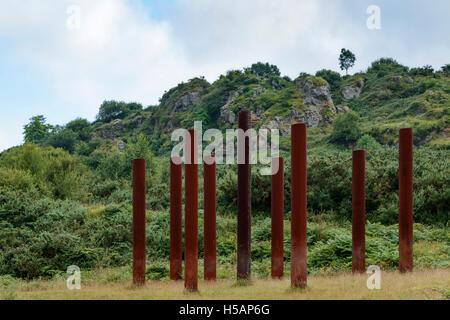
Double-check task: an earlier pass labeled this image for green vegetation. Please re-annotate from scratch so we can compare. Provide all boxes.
[330,110,361,145]
[339,48,356,75]
[0,57,449,282]
[23,115,54,144]
[244,62,281,78]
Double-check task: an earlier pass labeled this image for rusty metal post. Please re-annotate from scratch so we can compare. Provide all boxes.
[352,150,366,274]
[204,156,216,281]
[185,129,198,291]
[132,158,146,285]
[170,157,182,280]
[237,110,252,280]
[399,128,413,273]
[290,123,307,288]
[271,157,284,279]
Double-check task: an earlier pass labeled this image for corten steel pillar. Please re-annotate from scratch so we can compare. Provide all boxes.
[352,150,366,274]
[185,129,199,291]
[132,158,146,285]
[399,128,413,273]
[204,156,216,280]
[237,110,251,280]
[170,157,183,280]
[290,123,307,288]
[271,157,284,279]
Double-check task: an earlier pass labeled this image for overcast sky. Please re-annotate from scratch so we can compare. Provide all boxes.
[0,0,449,151]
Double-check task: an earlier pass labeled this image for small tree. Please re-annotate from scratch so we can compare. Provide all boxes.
[339,48,356,75]
[23,115,54,143]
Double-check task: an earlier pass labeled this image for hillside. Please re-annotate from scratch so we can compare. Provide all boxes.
[0,58,448,281]
[80,58,449,157]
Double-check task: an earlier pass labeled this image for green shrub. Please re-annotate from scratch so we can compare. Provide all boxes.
[330,110,362,145]
[356,135,381,150]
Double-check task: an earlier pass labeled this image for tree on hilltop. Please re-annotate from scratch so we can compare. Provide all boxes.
[339,48,356,75]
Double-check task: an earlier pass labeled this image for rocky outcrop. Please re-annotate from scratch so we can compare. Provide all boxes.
[112,140,126,151]
[172,91,202,113]
[342,79,364,101]
[220,107,236,124]
[220,79,336,130]
[220,92,239,124]
[299,80,336,127]
[97,119,124,140]
[336,105,350,113]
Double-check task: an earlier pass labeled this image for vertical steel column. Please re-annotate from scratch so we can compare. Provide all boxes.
[185,129,199,291]
[290,123,307,288]
[399,128,413,273]
[237,110,251,280]
[170,157,182,280]
[132,158,146,285]
[352,150,366,274]
[204,156,216,281]
[271,157,284,279]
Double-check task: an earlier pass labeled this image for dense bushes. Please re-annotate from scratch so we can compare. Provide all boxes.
[96,101,143,123]
[0,144,87,200]
[0,143,448,279]
[215,147,449,225]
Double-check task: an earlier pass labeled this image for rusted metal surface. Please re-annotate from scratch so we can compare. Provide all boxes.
[271,157,284,279]
[185,129,199,291]
[352,150,366,274]
[132,158,146,285]
[399,128,413,273]
[170,157,182,280]
[204,156,217,281]
[237,110,252,280]
[290,123,307,288]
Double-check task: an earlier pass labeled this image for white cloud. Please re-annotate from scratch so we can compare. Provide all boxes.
[0,0,197,120]
[171,0,368,78]
[0,0,448,151]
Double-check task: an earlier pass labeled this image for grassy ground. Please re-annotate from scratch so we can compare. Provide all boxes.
[4,268,449,300]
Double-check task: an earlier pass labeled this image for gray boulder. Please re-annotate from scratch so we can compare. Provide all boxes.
[342,79,364,101]
[336,105,350,113]
[299,80,336,127]
[172,91,202,113]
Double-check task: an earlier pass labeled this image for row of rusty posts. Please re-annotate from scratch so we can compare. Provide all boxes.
[132,111,414,288]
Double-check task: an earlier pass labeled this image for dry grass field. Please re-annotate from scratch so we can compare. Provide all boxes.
[5,268,449,300]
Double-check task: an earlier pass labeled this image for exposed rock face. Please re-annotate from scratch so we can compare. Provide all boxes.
[97,119,124,140]
[336,105,350,113]
[220,80,336,130]
[299,80,336,127]
[172,91,202,113]
[342,79,364,101]
[116,140,126,151]
[253,86,265,97]
[220,106,236,124]
[220,92,239,124]
[260,115,292,136]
